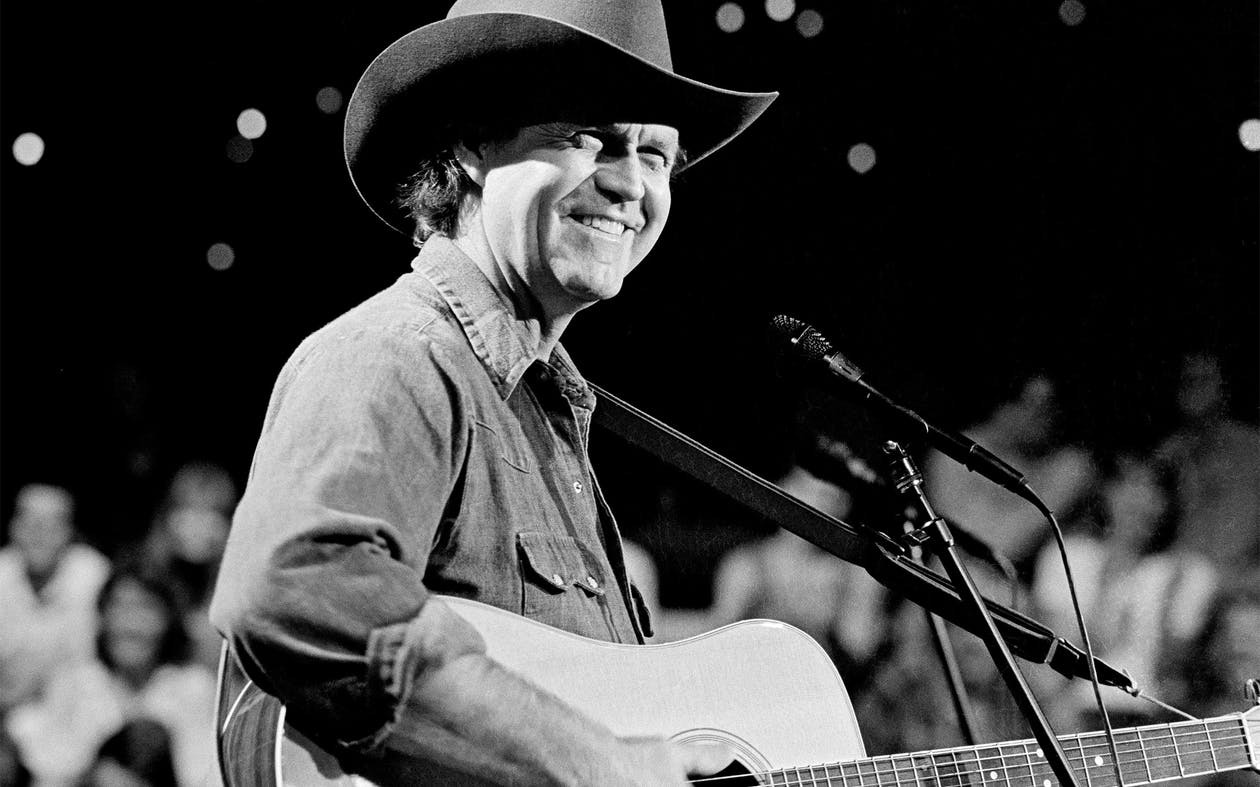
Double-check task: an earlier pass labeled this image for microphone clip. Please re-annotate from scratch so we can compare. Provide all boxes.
[881,440,953,551]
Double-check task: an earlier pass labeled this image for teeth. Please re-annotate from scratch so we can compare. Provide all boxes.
[577,215,625,234]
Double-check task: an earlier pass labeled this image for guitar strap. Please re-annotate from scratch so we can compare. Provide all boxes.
[589,382,1134,691]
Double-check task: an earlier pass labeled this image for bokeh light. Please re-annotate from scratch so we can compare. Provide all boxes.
[796,9,824,38]
[1058,0,1086,26]
[236,108,267,140]
[716,2,746,33]
[316,86,344,115]
[207,242,236,271]
[765,0,795,22]
[226,136,254,164]
[847,143,877,174]
[1240,119,1260,152]
[12,132,45,166]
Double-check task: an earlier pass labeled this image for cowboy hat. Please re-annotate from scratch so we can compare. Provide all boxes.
[344,0,778,235]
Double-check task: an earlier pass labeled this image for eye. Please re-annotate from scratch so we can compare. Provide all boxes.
[639,147,672,172]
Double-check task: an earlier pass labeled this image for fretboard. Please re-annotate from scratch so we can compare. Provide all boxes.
[763,712,1259,787]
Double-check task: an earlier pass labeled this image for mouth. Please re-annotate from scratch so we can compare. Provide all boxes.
[568,213,637,237]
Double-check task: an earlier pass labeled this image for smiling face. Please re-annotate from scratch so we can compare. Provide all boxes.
[456,121,679,321]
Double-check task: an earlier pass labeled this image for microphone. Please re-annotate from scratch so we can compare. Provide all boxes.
[770,315,1047,515]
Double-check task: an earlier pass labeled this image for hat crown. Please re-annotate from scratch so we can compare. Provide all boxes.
[446,0,674,70]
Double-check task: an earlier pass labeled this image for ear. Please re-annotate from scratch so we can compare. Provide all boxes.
[452,141,489,187]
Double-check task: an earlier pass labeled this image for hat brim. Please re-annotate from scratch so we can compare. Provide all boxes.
[345,12,778,236]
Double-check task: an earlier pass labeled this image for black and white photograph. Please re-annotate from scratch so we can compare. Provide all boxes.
[2,1,1257,784]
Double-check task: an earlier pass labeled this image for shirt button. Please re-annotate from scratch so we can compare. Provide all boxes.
[573,480,584,494]
[585,576,599,590]
[550,573,565,587]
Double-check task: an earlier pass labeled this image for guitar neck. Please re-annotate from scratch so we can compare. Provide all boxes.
[760,713,1260,787]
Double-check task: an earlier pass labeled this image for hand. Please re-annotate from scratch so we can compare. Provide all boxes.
[613,737,736,786]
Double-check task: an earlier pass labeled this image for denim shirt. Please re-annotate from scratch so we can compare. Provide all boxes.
[209,237,649,752]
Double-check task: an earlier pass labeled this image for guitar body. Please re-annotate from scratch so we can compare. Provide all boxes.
[220,596,866,785]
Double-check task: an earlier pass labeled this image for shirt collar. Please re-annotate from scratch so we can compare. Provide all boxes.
[411,236,590,402]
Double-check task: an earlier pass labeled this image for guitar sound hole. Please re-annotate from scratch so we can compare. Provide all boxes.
[705,760,760,786]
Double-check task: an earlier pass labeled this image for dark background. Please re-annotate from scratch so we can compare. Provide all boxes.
[2,1,1257,588]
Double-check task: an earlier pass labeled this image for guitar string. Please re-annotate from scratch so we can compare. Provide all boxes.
[684,723,1249,779]
[685,743,1253,787]
[685,738,1252,787]
[685,729,1251,787]
[687,744,1252,787]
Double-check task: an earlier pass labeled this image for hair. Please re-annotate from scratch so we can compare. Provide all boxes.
[95,565,192,672]
[396,125,690,247]
[397,146,477,247]
[396,122,519,247]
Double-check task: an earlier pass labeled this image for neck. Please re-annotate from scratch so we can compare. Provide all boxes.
[450,232,576,362]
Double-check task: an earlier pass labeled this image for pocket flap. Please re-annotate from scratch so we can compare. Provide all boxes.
[517,531,605,596]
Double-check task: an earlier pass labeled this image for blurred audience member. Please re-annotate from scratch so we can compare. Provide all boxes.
[140,462,236,608]
[1155,351,1260,592]
[5,567,220,786]
[86,719,179,787]
[924,373,1097,580]
[1029,453,1218,729]
[0,483,111,708]
[135,462,237,670]
[0,720,32,787]
[698,452,889,686]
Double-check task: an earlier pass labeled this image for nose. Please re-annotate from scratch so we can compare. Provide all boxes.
[594,152,646,203]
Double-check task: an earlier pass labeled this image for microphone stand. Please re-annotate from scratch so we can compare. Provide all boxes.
[898,518,980,746]
[881,440,1079,787]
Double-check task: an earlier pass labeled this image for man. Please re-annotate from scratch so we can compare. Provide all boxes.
[0,483,111,707]
[209,0,776,783]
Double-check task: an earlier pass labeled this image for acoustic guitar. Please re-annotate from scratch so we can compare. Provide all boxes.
[218,596,1260,785]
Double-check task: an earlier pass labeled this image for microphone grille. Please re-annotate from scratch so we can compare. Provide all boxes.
[770,314,834,362]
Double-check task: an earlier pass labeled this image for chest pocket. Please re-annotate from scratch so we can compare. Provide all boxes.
[516,531,610,637]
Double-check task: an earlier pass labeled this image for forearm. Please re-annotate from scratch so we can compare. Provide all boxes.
[356,599,707,786]
[381,650,624,785]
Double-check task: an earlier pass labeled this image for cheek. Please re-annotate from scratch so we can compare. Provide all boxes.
[634,184,672,259]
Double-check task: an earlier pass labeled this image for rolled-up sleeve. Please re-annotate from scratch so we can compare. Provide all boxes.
[209,322,480,751]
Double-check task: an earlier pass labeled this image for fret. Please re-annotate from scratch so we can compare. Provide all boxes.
[842,759,863,787]
[769,768,789,786]
[805,763,821,786]
[1064,733,1094,787]
[1111,727,1147,786]
[824,760,851,787]
[1024,741,1051,787]
[1143,724,1183,782]
[1172,720,1216,776]
[954,745,983,786]
[927,750,947,785]
[974,745,1006,785]
[1169,724,1185,779]
[999,743,1035,787]
[1133,726,1154,785]
[873,755,898,787]
[1207,718,1251,770]
[1128,725,1154,785]
[913,753,939,787]
[1204,720,1220,773]
[950,749,967,787]
[1071,730,1124,787]
[895,754,923,787]
[859,756,880,787]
